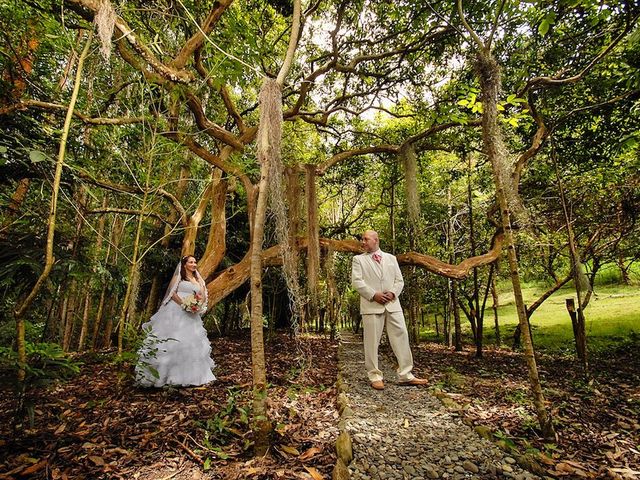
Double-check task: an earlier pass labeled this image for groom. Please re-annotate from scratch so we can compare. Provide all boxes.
[351,230,428,390]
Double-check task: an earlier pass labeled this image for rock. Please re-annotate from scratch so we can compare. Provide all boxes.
[335,333,542,480]
[336,431,353,463]
[474,425,493,440]
[403,465,416,475]
[462,461,479,473]
[332,458,350,480]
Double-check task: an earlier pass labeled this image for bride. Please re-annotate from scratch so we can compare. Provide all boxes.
[135,255,216,387]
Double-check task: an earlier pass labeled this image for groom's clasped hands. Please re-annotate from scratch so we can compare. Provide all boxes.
[372,290,395,305]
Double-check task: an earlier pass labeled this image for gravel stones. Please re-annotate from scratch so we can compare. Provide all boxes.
[338,332,540,480]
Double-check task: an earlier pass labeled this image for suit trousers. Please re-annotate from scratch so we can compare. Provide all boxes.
[362,310,414,382]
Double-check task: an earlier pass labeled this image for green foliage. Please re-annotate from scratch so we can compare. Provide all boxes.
[0,342,81,427]
[493,429,518,451]
[504,388,530,405]
[198,388,250,452]
[457,284,640,353]
[0,320,41,346]
[436,366,466,391]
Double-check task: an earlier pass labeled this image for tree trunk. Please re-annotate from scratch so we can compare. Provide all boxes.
[13,31,93,380]
[250,167,271,455]
[553,151,589,375]
[490,269,500,347]
[181,181,214,257]
[285,166,303,327]
[102,295,117,349]
[617,254,630,285]
[200,168,228,279]
[443,293,451,346]
[91,285,107,350]
[117,206,145,354]
[62,285,79,352]
[467,151,484,358]
[145,165,189,319]
[447,186,462,351]
[451,281,462,351]
[408,291,420,345]
[305,164,320,332]
[77,292,91,351]
[390,172,396,253]
[565,299,588,363]
[475,49,555,439]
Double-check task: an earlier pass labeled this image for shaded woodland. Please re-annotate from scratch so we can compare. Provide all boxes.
[1,0,639,478]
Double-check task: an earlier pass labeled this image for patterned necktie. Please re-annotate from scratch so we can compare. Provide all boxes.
[372,253,382,263]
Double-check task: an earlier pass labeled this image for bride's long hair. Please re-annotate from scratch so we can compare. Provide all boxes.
[180,255,197,281]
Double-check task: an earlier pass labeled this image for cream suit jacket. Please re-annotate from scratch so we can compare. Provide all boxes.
[351,251,404,314]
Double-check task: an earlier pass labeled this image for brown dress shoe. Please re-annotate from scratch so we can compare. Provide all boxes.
[371,380,385,390]
[398,377,428,386]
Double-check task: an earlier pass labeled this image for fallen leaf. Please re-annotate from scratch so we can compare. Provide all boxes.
[304,466,325,480]
[280,445,300,456]
[537,453,555,465]
[610,467,640,475]
[54,423,66,434]
[20,459,48,475]
[88,456,105,466]
[299,446,321,461]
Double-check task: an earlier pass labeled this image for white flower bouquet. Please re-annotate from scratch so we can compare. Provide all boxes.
[181,291,205,314]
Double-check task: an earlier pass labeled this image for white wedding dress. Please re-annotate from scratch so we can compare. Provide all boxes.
[135,280,216,387]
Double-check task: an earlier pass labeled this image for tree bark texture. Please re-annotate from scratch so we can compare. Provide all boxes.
[475,49,555,440]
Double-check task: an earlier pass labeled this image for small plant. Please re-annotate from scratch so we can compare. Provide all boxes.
[518,410,540,433]
[493,429,517,451]
[436,366,466,391]
[504,388,530,404]
[118,325,175,384]
[199,388,250,446]
[0,342,81,428]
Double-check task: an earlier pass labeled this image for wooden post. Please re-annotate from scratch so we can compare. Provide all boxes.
[565,298,587,362]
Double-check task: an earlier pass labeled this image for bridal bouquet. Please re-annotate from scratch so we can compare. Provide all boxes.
[181,291,205,314]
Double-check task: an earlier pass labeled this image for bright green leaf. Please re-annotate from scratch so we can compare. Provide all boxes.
[29,150,47,163]
[538,19,550,36]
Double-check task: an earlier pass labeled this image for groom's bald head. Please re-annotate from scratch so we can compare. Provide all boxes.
[361,230,380,253]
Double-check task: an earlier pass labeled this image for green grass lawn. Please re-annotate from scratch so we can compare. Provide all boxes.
[421,283,640,353]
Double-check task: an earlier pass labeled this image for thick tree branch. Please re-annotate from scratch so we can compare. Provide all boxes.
[456,0,487,51]
[65,0,194,83]
[513,94,548,188]
[162,132,249,184]
[183,91,245,149]
[207,233,505,305]
[276,0,302,86]
[171,0,234,69]
[312,235,504,280]
[316,145,400,175]
[0,99,145,124]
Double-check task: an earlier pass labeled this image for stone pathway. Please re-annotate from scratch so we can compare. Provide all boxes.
[338,332,541,480]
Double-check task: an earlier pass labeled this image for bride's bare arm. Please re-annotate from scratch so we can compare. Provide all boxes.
[171,293,182,305]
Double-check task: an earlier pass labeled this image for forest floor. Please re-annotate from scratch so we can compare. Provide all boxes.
[411,337,640,479]
[0,332,639,479]
[0,333,339,480]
